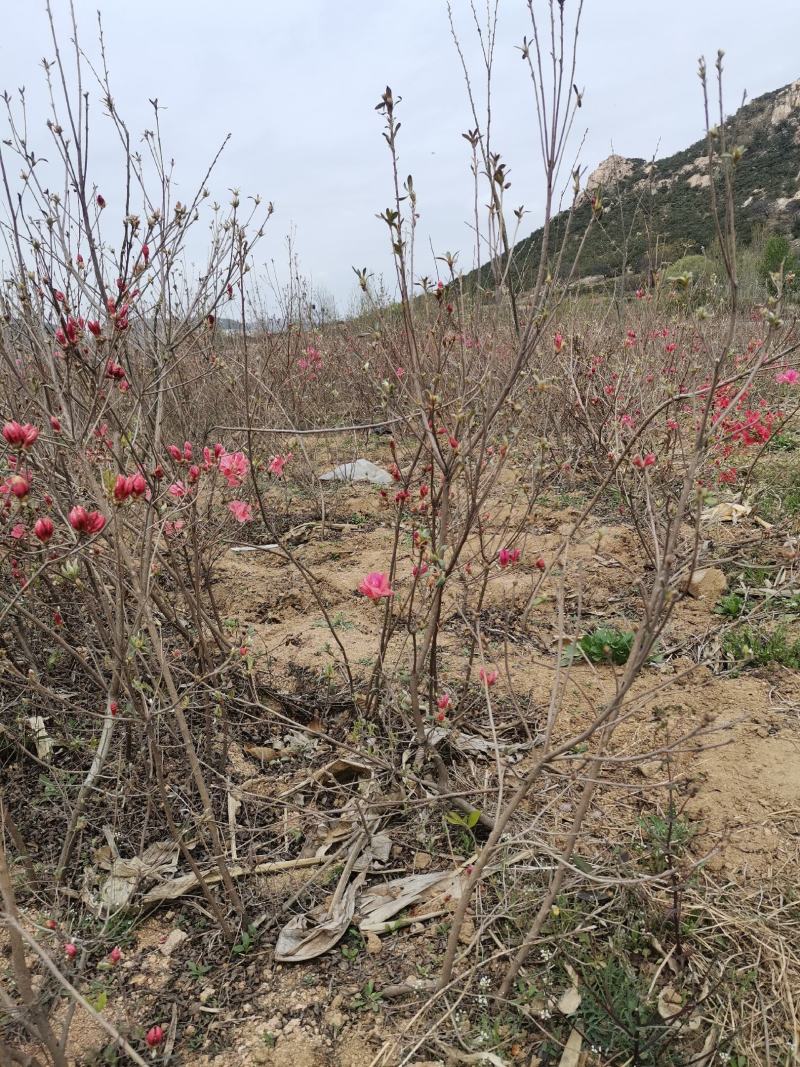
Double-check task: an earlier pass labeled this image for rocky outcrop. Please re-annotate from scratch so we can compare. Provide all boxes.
[585,154,635,194]
[771,79,800,126]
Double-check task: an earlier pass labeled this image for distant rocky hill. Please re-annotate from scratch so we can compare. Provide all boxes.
[468,79,800,290]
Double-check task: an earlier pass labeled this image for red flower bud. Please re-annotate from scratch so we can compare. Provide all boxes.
[146,1026,164,1048]
[34,517,54,542]
[8,474,30,498]
[68,506,106,535]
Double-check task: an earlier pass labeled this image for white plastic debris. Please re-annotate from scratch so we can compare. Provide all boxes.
[319,459,393,485]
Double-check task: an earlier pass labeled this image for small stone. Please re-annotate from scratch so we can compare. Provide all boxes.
[412,851,432,870]
[365,932,382,955]
[199,986,215,1004]
[326,1009,346,1030]
[687,567,727,602]
[458,917,475,946]
[251,1047,270,1065]
[158,928,188,957]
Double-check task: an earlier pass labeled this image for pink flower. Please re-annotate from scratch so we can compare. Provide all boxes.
[219,450,249,486]
[168,481,187,498]
[11,523,27,540]
[3,421,39,448]
[436,693,452,713]
[228,500,253,523]
[108,946,122,964]
[554,332,564,353]
[87,320,102,337]
[167,444,183,462]
[412,562,428,578]
[497,547,521,569]
[776,369,799,385]
[34,517,54,543]
[268,452,292,478]
[105,360,126,381]
[479,667,499,687]
[358,571,394,600]
[68,506,106,535]
[64,943,77,959]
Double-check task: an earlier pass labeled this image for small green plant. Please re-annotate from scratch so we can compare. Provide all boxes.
[444,808,482,830]
[715,592,743,617]
[639,811,694,874]
[187,960,211,981]
[232,923,259,956]
[340,928,364,962]
[351,980,382,1012]
[722,625,800,668]
[578,956,677,1065]
[565,625,636,665]
[313,612,354,630]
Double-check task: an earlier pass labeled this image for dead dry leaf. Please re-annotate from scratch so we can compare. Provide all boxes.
[557,1027,582,1067]
[557,984,582,1016]
[657,983,683,1020]
[97,840,180,912]
[357,869,467,932]
[275,873,363,962]
[701,501,751,524]
[27,716,55,761]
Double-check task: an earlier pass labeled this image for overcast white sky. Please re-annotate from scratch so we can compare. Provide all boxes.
[1,1,798,311]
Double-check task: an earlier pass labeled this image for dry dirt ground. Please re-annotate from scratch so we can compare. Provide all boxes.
[9,446,800,1066]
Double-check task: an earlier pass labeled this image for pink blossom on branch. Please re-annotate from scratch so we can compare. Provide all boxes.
[268,452,292,478]
[3,421,39,448]
[479,667,499,687]
[34,517,54,543]
[218,450,249,486]
[358,571,394,600]
[497,547,521,569]
[68,506,106,535]
[775,369,799,385]
[228,500,253,523]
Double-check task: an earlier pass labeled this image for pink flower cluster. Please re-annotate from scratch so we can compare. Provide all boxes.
[297,344,323,376]
[113,472,147,503]
[3,421,39,448]
[497,547,521,569]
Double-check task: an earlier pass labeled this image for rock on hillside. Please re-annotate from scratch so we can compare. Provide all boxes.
[465,77,800,290]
